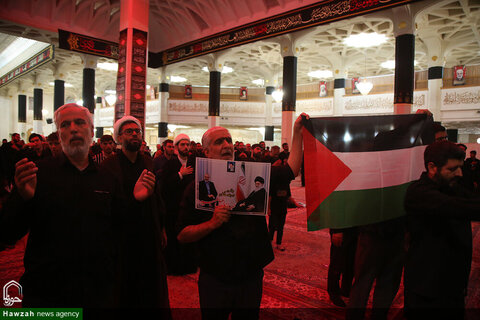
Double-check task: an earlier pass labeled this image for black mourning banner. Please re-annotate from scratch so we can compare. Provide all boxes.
[58,29,119,59]
[150,0,419,67]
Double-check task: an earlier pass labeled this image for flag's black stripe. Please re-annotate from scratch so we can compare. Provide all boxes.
[303,114,434,153]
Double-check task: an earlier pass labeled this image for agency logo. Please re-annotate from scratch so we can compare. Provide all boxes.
[3,280,23,306]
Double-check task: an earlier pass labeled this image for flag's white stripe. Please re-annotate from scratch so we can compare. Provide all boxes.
[334,146,426,191]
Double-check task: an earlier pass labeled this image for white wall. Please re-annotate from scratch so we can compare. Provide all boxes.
[0,94,13,140]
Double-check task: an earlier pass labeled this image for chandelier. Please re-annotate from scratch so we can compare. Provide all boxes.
[357,54,373,95]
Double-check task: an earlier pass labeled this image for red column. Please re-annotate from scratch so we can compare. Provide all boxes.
[115,0,149,128]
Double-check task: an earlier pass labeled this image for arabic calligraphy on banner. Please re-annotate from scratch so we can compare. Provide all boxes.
[155,0,415,66]
[343,92,427,114]
[442,87,480,108]
[59,29,118,59]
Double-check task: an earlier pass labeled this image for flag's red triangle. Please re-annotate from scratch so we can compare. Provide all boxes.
[303,129,352,219]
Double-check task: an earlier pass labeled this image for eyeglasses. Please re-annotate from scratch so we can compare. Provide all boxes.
[121,128,142,135]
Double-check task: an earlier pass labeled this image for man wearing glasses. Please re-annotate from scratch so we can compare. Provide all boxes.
[101,116,170,312]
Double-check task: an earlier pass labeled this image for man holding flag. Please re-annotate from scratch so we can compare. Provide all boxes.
[302,113,434,318]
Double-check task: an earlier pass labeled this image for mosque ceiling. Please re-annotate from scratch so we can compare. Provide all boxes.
[0,0,478,104]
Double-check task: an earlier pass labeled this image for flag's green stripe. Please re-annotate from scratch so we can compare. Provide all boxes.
[307,182,411,231]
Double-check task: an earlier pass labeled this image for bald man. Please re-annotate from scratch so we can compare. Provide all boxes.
[177,113,307,320]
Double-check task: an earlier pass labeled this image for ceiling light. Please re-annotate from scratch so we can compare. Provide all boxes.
[105,95,116,106]
[222,66,233,73]
[42,109,49,116]
[167,124,191,132]
[76,99,84,106]
[97,62,118,71]
[356,79,373,95]
[252,79,265,86]
[381,60,395,69]
[356,55,373,95]
[381,60,419,69]
[247,127,266,135]
[272,89,283,102]
[343,32,387,48]
[202,66,234,73]
[171,76,187,83]
[308,70,333,79]
[105,89,116,94]
[48,82,73,88]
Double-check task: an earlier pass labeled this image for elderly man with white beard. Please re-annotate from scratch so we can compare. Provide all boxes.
[0,104,152,308]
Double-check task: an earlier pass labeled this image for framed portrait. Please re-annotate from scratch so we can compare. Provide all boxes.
[319,81,327,97]
[352,78,360,94]
[195,158,271,216]
[240,86,248,100]
[184,84,192,98]
[453,65,466,86]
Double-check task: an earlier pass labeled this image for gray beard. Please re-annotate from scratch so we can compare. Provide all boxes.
[61,138,91,160]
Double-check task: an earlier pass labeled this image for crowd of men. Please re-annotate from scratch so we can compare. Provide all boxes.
[0,103,305,318]
[0,104,479,320]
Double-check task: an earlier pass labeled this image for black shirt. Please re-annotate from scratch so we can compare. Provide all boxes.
[176,164,296,284]
[178,185,274,284]
[405,172,480,298]
[0,154,123,307]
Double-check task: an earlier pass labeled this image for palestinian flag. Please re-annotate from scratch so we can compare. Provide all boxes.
[303,114,434,231]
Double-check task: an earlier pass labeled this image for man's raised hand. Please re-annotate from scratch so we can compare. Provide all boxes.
[134,169,156,201]
[14,158,38,200]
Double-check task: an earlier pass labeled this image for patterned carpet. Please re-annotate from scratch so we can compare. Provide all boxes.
[1,177,479,319]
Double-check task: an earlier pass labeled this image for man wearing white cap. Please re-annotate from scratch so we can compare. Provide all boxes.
[101,115,170,312]
[158,133,197,275]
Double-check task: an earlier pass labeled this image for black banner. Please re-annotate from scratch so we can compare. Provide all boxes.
[58,29,119,59]
[151,0,419,67]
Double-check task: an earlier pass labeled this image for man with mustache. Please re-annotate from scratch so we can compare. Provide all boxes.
[101,116,170,311]
[404,141,480,319]
[0,103,127,307]
[177,113,307,320]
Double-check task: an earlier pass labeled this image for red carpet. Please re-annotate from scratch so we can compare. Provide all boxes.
[1,178,479,319]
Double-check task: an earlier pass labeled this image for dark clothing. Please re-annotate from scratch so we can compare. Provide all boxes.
[268,165,295,244]
[461,157,480,192]
[157,155,197,275]
[178,182,274,285]
[233,188,266,213]
[278,151,289,162]
[20,147,51,163]
[198,270,264,320]
[101,151,170,310]
[0,154,122,307]
[327,228,358,298]
[158,155,196,214]
[199,180,218,202]
[153,154,172,175]
[346,217,406,320]
[404,172,480,314]
[0,142,22,184]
